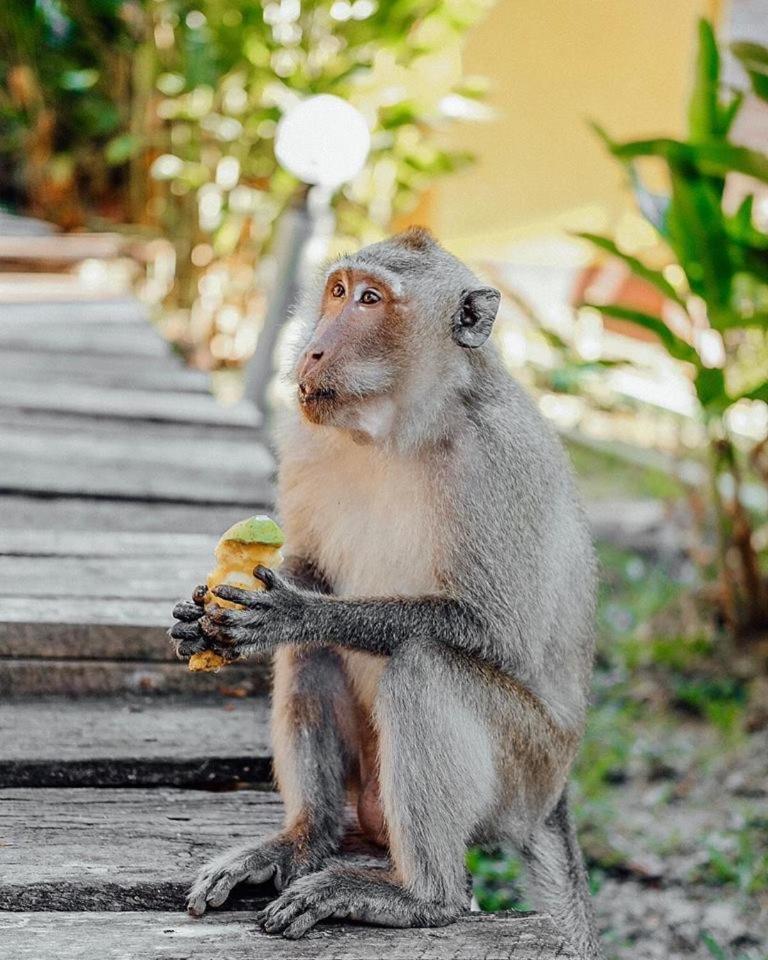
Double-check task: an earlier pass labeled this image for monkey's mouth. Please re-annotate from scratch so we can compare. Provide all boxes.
[298,384,338,406]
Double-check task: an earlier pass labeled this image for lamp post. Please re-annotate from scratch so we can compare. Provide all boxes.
[246,94,370,416]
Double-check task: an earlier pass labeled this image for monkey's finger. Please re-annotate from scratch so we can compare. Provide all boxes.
[212,584,270,608]
[253,565,278,590]
[283,905,338,940]
[206,868,248,908]
[175,636,208,659]
[172,600,205,622]
[192,584,208,606]
[169,621,202,641]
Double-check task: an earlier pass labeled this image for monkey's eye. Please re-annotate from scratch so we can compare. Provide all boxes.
[360,289,381,305]
[331,282,345,298]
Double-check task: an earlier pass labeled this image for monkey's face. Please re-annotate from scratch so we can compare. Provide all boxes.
[295,268,403,430]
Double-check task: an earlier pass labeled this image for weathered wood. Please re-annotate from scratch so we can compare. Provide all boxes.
[0,349,210,394]
[0,274,132,302]
[0,212,56,236]
[0,911,577,959]
[0,555,214,599]
[0,427,274,503]
[0,233,125,262]
[0,494,256,535]
[0,529,216,558]
[0,318,168,357]
[0,787,284,910]
[0,604,174,660]
[0,699,271,787]
[0,658,269,698]
[0,299,146,325]
[0,380,261,428]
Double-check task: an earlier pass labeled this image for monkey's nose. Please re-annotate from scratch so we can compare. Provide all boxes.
[311,350,324,361]
[299,382,308,396]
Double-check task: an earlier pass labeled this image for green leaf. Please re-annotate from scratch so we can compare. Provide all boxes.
[60,69,99,92]
[104,133,139,166]
[666,163,732,318]
[575,232,687,306]
[581,302,698,363]
[731,41,768,102]
[694,366,727,410]
[719,90,744,135]
[692,142,768,183]
[688,20,720,141]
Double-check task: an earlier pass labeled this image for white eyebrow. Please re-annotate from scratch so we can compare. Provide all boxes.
[324,260,404,298]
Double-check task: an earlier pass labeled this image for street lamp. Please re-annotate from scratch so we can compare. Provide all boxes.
[246,95,371,415]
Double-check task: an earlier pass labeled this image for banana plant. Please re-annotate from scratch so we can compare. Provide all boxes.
[579,20,768,641]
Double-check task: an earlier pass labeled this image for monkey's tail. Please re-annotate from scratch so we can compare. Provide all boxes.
[520,786,604,960]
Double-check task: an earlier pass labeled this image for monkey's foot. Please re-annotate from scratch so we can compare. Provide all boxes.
[187,836,329,917]
[256,865,462,940]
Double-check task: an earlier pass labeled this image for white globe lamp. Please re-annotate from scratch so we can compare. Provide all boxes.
[275,94,370,190]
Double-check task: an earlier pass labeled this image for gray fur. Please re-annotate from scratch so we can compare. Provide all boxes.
[171,228,602,957]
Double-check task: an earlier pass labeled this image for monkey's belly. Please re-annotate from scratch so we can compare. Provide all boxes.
[339,648,387,714]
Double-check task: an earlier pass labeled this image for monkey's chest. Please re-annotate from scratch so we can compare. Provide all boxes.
[293,448,438,710]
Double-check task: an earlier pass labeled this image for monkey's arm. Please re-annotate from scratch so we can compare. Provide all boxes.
[198,567,493,664]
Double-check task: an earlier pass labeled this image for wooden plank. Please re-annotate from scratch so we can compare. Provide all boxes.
[0,379,261,428]
[0,659,269,698]
[0,786,284,910]
[0,276,131,302]
[0,529,216,558]
[0,495,263,535]
[0,299,146,325]
[0,604,176,660]
[0,555,212,599]
[0,233,124,261]
[0,426,274,503]
[0,212,56,236]
[0,318,167,357]
[0,699,271,788]
[0,912,576,959]
[0,349,210,394]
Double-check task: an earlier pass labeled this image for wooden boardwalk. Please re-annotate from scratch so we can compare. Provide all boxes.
[0,225,578,958]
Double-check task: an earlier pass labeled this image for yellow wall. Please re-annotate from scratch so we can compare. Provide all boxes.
[435,0,714,251]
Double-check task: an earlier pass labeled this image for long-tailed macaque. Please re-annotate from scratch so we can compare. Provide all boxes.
[171,227,602,957]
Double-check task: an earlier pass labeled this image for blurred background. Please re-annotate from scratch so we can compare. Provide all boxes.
[1,2,768,959]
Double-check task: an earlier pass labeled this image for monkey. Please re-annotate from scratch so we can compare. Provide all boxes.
[170,227,603,957]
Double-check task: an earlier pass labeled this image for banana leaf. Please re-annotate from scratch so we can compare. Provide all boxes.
[581,302,698,364]
[688,20,720,140]
[665,162,732,322]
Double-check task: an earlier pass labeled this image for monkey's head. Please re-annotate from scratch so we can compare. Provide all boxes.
[292,227,500,442]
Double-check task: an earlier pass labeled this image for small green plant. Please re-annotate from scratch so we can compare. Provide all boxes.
[466,847,527,912]
[580,20,768,642]
[691,815,768,895]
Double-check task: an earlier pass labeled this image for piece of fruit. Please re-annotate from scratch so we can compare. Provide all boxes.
[188,649,228,673]
[188,514,285,672]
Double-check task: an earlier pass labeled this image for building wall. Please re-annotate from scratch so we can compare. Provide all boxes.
[434,0,715,249]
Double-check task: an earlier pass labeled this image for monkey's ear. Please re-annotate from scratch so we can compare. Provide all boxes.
[451,287,501,348]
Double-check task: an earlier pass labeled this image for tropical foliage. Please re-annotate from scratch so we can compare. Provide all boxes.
[580,20,768,641]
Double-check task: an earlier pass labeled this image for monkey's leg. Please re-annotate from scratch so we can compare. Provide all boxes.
[520,789,604,960]
[258,643,493,939]
[187,645,356,916]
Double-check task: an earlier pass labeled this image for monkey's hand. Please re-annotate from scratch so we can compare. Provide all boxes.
[169,584,209,659]
[197,566,312,660]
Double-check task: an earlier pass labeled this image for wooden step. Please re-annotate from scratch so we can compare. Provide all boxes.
[0,699,271,788]
[0,658,269,699]
[0,423,273,502]
[0,233,125,263]
[0,349,210,394]
[0,911,576,959]
[0,786,284,910]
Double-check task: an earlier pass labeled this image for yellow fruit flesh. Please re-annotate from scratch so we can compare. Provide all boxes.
[188,540,282,672]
